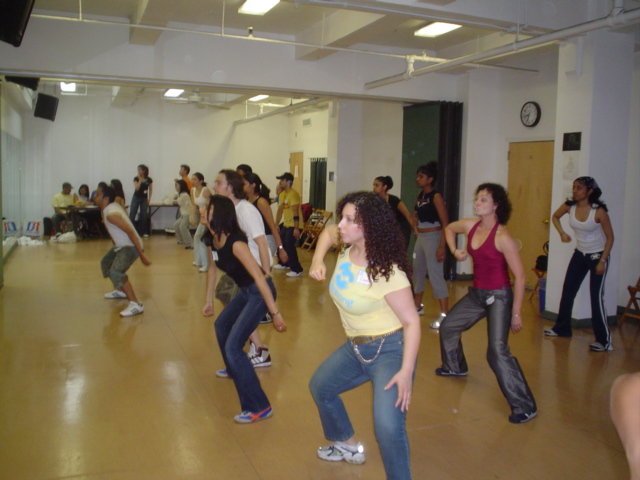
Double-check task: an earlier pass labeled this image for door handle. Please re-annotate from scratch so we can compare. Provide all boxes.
[542,219,549,224]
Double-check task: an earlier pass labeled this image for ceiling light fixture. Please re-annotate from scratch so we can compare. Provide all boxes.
[238,0,279,16]
[164,88,184,98]
[415,22,461,38]
[249,94,269,102]
[60,82,76,92]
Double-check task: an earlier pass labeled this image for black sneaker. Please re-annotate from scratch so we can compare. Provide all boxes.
[435,367,468,377]
[509,411,537,424]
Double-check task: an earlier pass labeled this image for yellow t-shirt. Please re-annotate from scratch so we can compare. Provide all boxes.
[278,188,301,228]
[329,247,410,337]
[52,192,75,209]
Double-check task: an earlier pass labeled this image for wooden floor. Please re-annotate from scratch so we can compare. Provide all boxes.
[1,236,638,480]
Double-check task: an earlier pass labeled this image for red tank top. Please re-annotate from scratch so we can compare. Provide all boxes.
[467,220,511,290]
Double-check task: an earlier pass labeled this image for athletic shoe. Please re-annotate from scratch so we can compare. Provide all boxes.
[260,313,273,324]
[590,341,613,352]
[509,410,537,424]
[143,234,149,238]
[435,367,468,377]
[104,290,127,299]
[216,369,230,378]
[185,245,193,250]
[250,345,272,368]
[430,313,446,329]
[417,304,424,316]
[234,406,273,424]
[286,271,303,277]
[177,240,184,245]
[192,262,199,266]
[317,442,365,464]
[199,267,208,273]
[120,301,144,317]
[273,264,289,270]
[543,329,558,337]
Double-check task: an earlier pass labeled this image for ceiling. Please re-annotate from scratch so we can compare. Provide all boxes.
[25,0,640,114]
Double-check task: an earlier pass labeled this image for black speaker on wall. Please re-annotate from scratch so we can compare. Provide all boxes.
[0,0,37,47]
[34,93,59,121]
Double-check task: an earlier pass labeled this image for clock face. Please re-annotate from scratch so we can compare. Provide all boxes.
[521,101,541,127]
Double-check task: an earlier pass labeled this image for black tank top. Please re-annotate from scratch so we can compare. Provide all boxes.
[414,190,439,224]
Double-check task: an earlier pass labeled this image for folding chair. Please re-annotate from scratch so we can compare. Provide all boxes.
[619,276,640,326]
[300,209,332,250]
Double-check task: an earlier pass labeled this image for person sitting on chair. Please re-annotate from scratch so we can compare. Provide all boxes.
[52,182,78,235]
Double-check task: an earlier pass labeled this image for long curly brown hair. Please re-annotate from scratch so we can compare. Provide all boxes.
[336,191,412,283]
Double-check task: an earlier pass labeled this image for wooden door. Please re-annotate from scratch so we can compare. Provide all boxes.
[289,152,303,200]
[508,141,554,289]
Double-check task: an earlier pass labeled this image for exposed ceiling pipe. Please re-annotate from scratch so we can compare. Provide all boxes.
[408,54,539,74]
[365,7,640,90]
[234,98,327,125]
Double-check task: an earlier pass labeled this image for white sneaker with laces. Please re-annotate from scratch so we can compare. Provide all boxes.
[120,301,144,317]
[273,264,289,270]
[104,290,127,299]
[286,271,303,277]
[317,442,365,464]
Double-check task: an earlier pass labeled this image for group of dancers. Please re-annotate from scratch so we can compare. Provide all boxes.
[95,160,614,479]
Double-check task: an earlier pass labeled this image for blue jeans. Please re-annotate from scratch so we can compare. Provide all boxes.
[129,196,148,235]
[215,278,276,413]
[309,330,412,480]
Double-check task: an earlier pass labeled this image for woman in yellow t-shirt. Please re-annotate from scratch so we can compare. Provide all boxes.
[309,191,421,480]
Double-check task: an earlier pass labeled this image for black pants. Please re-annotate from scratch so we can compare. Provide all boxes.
[279,226,302,274]
[439,287,536,415]
[552,249,610,345]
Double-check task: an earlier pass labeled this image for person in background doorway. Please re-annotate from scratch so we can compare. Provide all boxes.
[191,172,212,272]
[412,162,449,329]
[129,164,153,238]
[373,175,416,249]
[274,172,303,277]
[545,176,614,352]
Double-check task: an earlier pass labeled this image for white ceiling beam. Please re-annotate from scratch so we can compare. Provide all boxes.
[129,0,171,46]
[296,10,398,60]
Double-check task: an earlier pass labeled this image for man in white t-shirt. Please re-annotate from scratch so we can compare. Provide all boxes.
[95,185,151,317]
[212,169,272,368]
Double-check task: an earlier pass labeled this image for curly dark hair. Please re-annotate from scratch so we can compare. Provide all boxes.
[206,195,247,242]
[336,191,411,283]
[476,183,512,225]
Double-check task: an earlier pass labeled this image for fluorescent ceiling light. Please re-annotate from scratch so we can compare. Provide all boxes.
[164,88,184,98]
[414,22,461,38]
[60,82,76,92]
[238,0,279,15]
[249,94,269,102]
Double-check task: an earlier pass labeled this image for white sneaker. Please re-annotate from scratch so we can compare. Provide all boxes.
[104,290,127,299]
[317,442,365,464]
[430,313,446,329]
[273,264,289,270]
[249,344,272,368]
[120,301,144,317]
[199,267,208,273]
[286,271,303,277]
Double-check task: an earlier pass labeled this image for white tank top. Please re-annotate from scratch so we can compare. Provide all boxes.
[568,205,605,253]
[192,186,210,209]
[103,202,142,248]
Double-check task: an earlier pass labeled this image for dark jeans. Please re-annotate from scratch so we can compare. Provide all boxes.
[52,212,78,234]
[129,196,148,235]
[439,287,536,415]
[215,278,276,413]
[279,226,302,273]
[553,249,610,345]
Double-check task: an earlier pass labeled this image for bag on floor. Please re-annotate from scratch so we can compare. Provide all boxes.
[53,231,77,243]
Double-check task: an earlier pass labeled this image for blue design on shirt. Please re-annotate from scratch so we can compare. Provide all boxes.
[335,261,355,290]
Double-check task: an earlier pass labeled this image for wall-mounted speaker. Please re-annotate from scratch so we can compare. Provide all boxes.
[34,93,59,121]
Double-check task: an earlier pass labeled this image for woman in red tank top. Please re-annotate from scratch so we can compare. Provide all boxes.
[435,183,537,424]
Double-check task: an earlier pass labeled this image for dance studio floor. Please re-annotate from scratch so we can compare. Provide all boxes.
[0,236,637,479]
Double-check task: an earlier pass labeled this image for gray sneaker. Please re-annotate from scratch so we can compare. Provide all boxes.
[430,313,446,329]
[317,442,365,464]
[104,290,127,299]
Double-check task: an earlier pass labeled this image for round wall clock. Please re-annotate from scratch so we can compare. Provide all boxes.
[520,101,541,127]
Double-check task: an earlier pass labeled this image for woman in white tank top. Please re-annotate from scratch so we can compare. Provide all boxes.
[191,172,212,272]
[545,176,614,352]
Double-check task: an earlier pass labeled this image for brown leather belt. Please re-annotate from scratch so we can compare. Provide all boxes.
[349,328,403,345]
[417,226,442,233]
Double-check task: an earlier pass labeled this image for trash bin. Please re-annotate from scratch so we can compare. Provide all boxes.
[538,278,546,312]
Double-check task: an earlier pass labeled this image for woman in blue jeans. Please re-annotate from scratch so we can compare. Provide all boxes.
[309,192,421,480]
[201,195,287,423]
[129,164,153,237]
